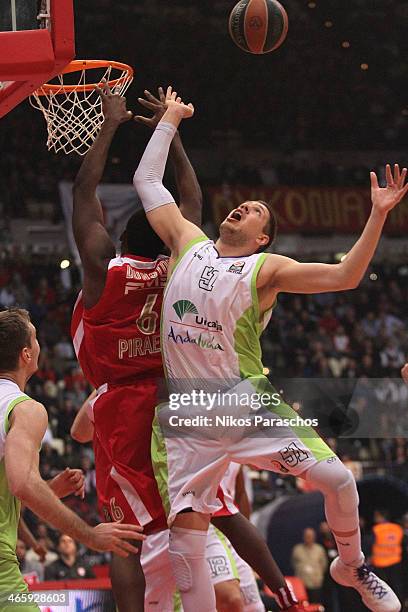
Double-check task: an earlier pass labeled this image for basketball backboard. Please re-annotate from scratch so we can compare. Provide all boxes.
[0,0,75,118]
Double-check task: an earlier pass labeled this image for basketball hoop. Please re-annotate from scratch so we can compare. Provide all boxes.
[30,60,134,156]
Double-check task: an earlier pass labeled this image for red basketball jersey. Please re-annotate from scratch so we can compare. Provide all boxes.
[71,254,169,388]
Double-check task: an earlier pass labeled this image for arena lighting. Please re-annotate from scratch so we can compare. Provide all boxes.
[263,367,270,375]
[307,2,316,8]
[369,273,378,281]
[60,259,70,269]
[342,41,351,48]
[324,20,333,28]
[361,63,369,70]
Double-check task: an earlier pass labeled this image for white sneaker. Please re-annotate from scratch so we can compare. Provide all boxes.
[330,557,401,612]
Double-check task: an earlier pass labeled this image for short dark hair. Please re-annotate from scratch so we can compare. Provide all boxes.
[257,200,278,253]
[124,210,166,259]
[0,308,32,371]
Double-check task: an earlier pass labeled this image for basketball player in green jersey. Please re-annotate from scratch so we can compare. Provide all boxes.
[133,89,407,612]
[0,308,145,610]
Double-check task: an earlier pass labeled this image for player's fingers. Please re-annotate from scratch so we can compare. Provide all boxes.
[166,85,172,99]
[114,529,146,541]
[144,89,160,103]
[125,110,133,120]
[393,163,400,183]
[158,86,165,103]
[137,98,159,111]
[176,96,182,103]
[398,167,407,189]
[385,163,394,186]
[134,115,152,125]
[370,171,379,190]
[68,469,82,480]
[117,540,140,555]
[114,523,144,533]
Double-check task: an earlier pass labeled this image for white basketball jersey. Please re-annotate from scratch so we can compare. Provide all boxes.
[0,379,30,462]
[162,237,272,392]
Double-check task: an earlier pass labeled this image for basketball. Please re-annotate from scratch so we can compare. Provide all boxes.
[228,0,288,54]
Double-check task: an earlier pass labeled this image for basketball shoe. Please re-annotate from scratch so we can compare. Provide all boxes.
[330,556,401,611]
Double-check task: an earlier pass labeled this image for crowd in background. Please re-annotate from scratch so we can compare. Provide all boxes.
[1,0,407,595]
[0,248,406,582]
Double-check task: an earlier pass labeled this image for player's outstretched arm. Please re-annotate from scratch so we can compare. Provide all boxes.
[5,401,145,557]
[73,85,132,308]
[260,164,408,295]
[70,389,96,444]
[133,86,204,257]
[402,364,408,384]
[135,87,203,226]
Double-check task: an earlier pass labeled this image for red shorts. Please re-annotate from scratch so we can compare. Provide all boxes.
[91,380,168,535]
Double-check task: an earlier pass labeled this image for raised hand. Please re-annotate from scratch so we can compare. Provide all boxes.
[164,85,194,119]
[88,522,145,558]
[48,468,85,499]
[96,82,133,124]
[370,164,408,215]
[135,86,167,129]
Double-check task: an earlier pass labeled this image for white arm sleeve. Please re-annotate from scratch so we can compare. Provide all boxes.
[133,121,177,212]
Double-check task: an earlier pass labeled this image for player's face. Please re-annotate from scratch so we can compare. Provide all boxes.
[220,201,270,250]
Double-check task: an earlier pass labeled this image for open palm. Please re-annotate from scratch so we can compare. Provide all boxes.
[370,164,408,213]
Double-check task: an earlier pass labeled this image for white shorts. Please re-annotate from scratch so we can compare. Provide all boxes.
[152,393,335,524]
[142,526,264,611]
[207,525,264,611]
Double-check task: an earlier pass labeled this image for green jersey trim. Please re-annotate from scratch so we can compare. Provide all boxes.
[214,527,239,580]
[4,395,30,434]
[151,405,171,517]
[234,254,267,380]
[171,235,208,277]
[250,253,267,323]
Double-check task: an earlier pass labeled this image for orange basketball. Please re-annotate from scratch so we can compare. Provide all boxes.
[229,0,288,54]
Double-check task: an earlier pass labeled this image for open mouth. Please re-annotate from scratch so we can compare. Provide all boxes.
[228,209,242,222]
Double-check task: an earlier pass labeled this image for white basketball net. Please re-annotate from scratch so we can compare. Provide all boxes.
[30,63,133,156]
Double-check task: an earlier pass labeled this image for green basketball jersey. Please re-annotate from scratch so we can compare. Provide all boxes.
[0,379,30,563]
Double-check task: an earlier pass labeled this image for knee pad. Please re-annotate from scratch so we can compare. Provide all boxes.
[169,527,208,593]
[336,468,359,516]
[306,459,359,515]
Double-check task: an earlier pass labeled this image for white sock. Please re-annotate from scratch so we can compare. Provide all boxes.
[169,526,216,612]
[306,459,363,566]
[133,122,177,212]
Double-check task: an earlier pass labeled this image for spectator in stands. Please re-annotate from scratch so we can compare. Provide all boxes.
[25,537,58,567]
[370,510,404,603]
[16,539,44,583]
[291,528,327,604]
[44,534,95,581]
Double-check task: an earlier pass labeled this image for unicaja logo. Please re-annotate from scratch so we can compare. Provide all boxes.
[173,300,198,321]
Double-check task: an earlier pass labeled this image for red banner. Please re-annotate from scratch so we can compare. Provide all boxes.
[208,186,408,235]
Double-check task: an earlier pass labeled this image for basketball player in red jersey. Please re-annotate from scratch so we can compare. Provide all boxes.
[71,86,303,612]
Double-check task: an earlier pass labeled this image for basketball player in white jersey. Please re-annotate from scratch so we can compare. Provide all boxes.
[132,89,408,612]
[70,86,305,611]
[72,394,266,612]
[0,308,145,609]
